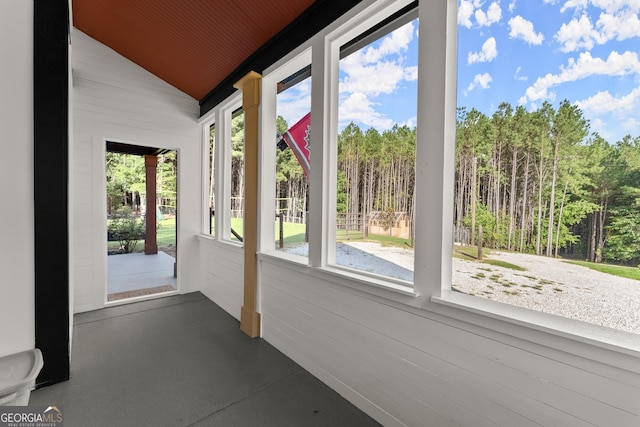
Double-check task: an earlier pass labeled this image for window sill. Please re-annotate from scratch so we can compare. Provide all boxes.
[197,234,243,248]
[258,251,418,303]
[319,265,416,297]
[431,290,640,371]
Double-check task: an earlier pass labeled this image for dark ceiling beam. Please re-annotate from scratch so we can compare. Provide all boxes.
[106,141,170,157]
[199,0,362,117]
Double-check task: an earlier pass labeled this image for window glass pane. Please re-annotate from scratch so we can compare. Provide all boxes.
[334,16,418,283]
[454,0,640,334]
[229,110,244,243]
[276,66,311,257]
[207,123,215,236]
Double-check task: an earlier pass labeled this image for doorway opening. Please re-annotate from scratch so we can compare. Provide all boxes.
[106,141,178,302]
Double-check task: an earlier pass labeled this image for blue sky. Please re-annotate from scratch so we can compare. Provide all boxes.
[278,1,640,143]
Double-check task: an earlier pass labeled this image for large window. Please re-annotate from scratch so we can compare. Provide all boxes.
[332,11,419,284]
[202,0,639,347]
[275,66,312,257]
[453,0,640,335]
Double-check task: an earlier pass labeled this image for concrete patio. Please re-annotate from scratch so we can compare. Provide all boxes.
[107,251,177,300]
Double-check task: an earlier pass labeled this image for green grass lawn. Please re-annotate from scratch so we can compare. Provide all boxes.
[211,218,307,246]
[453,245,525,271]
[453,244,490,260]
[566,260,640,282]
[366,233,412,248]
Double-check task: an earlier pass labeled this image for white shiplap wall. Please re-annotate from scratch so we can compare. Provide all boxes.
[257,258,640,427]
[0,0,35,357]
[197,237,244,321]
[71,29,201,313]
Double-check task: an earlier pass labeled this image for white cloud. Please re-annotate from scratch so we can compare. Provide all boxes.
[468,37,498,64]
[555,14,598,52]
[400,116,417,128]
[467,73,493,93]
[576,86,640,115]
[555,2,640,51]
[340,21,415,97]
[404,66,418,81]
[277,79,311,126]
[458,0,476,28]
[560,0,589,12]
[361,21,414,63]
[340,59,405,96]
[339,92,393,129]
[458,0,501,28]
[337,20,417,130]
[623,117,640,133]
[589,117,610,138]
[522,51,640,103]
[509,0,518,13]
[597,10,640,42]
[581,0,640,14]
[508,16,545,45]
[476,2,502,26]
[514,66,528,81]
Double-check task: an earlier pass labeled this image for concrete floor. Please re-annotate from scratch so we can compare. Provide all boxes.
[30,293,379,427]
[107,252,177,294]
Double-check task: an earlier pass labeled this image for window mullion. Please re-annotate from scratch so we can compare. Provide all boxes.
[309,36,339,268]
[413,0,457,297]
[217,108,232,242]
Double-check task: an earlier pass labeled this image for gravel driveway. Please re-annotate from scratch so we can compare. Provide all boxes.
[287,241,640,334]
[453,251,640,334]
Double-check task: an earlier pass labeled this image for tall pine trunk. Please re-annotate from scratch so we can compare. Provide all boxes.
[546,138,560,257]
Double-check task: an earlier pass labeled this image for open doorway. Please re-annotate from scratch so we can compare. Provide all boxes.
[106,141,178,302]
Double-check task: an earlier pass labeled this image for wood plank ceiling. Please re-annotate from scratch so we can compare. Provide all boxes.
[72,0,316,101]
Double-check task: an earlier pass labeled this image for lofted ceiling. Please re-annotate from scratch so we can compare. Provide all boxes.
[72,0,317,101]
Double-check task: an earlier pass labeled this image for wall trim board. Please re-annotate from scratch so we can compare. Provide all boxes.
[34,0,70,386]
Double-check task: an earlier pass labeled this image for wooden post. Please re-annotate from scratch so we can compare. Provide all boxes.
[471,156,477,246]
[278,213,284,249]
[234,71,262,338]
[477,224,483,261]
[144,154,158,255]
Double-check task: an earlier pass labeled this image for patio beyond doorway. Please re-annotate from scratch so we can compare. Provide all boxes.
[107,251,177,301]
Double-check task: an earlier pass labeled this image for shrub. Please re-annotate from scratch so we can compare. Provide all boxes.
[108,209,145,253]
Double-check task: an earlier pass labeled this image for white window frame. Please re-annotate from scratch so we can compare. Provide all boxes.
[259,48,313,256]
[205,0,640,369]
[201,120,215,236]
[199,93,243,245]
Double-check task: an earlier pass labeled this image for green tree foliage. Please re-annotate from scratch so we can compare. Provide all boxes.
[106,151,177,215]
[230,113,246,215]
[106,152,145,214]
[265,101,640,266]
[604,186,640,264]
